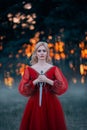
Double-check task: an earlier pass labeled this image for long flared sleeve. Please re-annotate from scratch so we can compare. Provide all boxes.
[18,67,35,97]
[51,67,68,95]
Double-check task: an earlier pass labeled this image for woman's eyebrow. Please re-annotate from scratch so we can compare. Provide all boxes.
[37,49,46,51]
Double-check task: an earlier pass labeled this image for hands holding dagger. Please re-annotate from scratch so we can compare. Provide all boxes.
[33,71,48,85]
[33,71,47,107]
[33,70,55,106]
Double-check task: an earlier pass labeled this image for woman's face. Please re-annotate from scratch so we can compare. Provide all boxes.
[36,45,47,61]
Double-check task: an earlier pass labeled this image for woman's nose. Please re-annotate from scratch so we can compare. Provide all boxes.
[41,51,44,53]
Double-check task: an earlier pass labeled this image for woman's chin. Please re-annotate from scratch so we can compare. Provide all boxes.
[39,58,46,60]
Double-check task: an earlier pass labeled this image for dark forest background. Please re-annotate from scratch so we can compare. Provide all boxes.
[0,0,87,87]
[0,1,87,130]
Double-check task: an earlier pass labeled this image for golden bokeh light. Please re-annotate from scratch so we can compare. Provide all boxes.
[81,76,85,84]
[29,25,35,30]
[72,78,77,84]
[23,3,32,10]
[13,17,20,24]
[4,72,14,88]
[54,53,60,60]
[0,44,3,51]
[0,63,2,67]
[19,64,28,76]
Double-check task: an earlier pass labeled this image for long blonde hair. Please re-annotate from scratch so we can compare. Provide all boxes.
[30,41,52,65]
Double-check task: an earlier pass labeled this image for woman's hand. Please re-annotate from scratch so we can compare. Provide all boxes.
[33,74,53,86]
[33,75,47,85]
[37,75,48,83]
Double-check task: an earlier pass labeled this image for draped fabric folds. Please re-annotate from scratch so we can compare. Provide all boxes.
[18,66,68,130]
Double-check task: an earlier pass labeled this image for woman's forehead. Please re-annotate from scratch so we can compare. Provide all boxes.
[37,45,46,49]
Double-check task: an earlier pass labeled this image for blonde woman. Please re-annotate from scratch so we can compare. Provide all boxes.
[18,41,68,130]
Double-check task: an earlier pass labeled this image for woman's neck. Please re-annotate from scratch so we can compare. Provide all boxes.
[37,60,47,66]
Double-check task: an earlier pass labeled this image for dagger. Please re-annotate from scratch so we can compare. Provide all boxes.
[39,70,43,107]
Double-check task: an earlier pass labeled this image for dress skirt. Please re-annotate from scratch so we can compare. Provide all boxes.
[19,90,67,130]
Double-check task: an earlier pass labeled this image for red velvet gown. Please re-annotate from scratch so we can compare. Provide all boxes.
[18,66,68,130]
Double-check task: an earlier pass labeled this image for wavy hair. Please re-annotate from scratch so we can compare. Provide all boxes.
[30,41,52,65]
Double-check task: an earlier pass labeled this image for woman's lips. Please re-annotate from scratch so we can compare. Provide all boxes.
[40,56,44,57]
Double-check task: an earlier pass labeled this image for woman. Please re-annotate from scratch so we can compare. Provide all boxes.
[18,41,68,130]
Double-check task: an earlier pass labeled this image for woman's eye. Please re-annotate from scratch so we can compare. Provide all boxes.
[37,49,46,52]
[37,50,41,52]
[43,50,46,52]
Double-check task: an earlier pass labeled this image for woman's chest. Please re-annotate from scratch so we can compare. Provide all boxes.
[29,68,55,80]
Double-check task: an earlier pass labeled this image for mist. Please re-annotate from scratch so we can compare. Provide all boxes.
[0,80,87,130]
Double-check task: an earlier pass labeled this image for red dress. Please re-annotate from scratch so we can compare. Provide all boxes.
[18,66,68,130]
